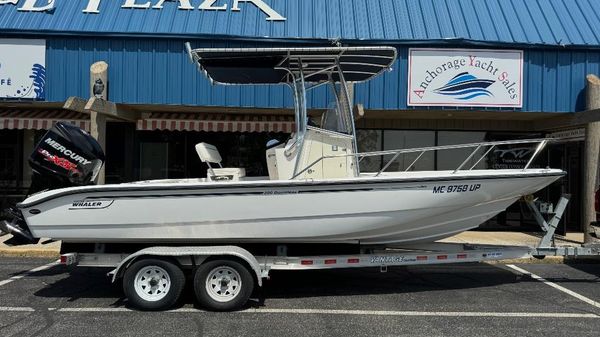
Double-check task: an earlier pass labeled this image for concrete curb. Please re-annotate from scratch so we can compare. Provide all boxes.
[487,256,600,264]
[487,256,565,264]
[0,235,60,258]
[0,249,60,259]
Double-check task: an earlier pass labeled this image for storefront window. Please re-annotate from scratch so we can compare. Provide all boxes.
[437,131,487,170]
[139,142,169,180]
[137,131,187,181]
[0,130,21,189]
[0,130,24,211]
[383,130,435,171]
[136,130,286,180]
[356,130,382,172]
[187,132,284,178]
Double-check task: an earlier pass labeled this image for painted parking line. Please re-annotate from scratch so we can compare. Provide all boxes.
[506,264,600,310]
[32,307,600,318]
[0,260,59,287]
[0,306,35,312]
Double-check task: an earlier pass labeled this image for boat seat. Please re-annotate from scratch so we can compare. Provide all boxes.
[195,142,246,181]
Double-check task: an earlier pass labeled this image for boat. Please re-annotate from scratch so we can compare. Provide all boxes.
[1,46,564,247]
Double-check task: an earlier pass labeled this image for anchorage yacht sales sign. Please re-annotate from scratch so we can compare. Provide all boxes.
[0,39,46,100]
[408,49,523,108]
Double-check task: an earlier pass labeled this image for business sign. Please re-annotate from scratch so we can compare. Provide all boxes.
[408,48,523,108]
[0,0,285,21]
[0,39,46,100]
[547,128,586,141]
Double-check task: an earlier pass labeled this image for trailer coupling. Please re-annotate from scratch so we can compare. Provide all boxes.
[0,219,38,246]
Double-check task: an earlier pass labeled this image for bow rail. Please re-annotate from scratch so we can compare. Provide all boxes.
[291,138,551,180]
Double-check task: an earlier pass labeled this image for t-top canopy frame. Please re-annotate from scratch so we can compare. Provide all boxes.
[185,44,397,85]
[185,44,397,178]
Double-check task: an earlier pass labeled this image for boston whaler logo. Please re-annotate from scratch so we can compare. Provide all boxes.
[70,200,114,210]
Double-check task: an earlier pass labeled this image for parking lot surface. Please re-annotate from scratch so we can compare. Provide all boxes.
[0,257,598,337]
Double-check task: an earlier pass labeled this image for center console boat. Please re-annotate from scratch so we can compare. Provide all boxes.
[1,46,564,248]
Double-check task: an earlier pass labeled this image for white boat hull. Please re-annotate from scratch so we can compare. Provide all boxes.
[18,169,564,245]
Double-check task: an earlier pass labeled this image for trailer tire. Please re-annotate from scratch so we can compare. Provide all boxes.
[123,258,185,311]
[193,259,254,311]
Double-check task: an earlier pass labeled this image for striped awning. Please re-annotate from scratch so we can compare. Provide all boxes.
[137,113,295,133]
[0,109,90,131]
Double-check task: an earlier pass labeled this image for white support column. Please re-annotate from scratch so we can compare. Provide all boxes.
[90,61,108,185]
[583,74,600,243]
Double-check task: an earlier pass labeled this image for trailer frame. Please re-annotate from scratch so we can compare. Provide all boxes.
[58,194,600,311]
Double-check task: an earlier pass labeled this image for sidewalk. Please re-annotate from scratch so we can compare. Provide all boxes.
[441,231,594,264]
[441,231,585,247]
[0,234,61,258]
[1,231,596,262]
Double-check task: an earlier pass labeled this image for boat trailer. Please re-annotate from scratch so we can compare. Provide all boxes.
[59,194,599,311]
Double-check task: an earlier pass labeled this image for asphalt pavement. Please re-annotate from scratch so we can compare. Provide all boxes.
[0,257,598,337]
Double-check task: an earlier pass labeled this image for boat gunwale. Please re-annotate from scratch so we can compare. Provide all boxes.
[18,170,566,208]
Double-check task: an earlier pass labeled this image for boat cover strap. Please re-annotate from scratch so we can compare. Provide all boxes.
[188,46,397,84]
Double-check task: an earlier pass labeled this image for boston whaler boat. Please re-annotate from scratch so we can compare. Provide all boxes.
[0,45,573,311]
[1,45,563,248]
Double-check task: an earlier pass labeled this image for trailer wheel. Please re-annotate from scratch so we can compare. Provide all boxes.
[123,258,185,311]
[193,259,254,311]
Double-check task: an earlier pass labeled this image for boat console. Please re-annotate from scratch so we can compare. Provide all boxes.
[187,45,396,181]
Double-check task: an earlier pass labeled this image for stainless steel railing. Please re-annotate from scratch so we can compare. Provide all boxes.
[291,138,550,180]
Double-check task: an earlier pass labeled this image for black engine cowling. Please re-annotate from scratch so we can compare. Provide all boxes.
[28,122,105,193]
[1,122,105,246]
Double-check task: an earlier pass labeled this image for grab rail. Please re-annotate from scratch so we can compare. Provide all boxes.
[291,138,551,180]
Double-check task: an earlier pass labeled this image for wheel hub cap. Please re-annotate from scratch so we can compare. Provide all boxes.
[134,266,171,302]
[205,266,242,303]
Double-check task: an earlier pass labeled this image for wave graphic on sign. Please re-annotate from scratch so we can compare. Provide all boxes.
[433,72,495,100]
[30,64,46,100]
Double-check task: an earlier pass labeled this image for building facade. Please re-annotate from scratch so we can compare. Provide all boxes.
[1,0,600,232]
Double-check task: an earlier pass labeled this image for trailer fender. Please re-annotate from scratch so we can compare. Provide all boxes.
[109,246,264,287]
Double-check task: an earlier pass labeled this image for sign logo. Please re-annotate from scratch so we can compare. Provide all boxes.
[38,148,81,175]
[433,72,495,101]
[0,39,46,100]
[492,147,534,169]
[0,0,286,21]
[70,200,114,210]
[44,138,92,165]
[408,48,523,108]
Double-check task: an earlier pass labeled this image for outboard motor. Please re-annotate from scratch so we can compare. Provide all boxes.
[28,122,105,193]
[0,122,105,245]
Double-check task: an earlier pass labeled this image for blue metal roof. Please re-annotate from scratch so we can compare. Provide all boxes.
[1,0,600,47]
[42,37,599,112]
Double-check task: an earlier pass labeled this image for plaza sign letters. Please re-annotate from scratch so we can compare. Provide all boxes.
[0,0,286,21]
[408,48,523,108]
[0,39,46,100]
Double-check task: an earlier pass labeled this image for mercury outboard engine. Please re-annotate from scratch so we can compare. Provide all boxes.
[0,122,105,245]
